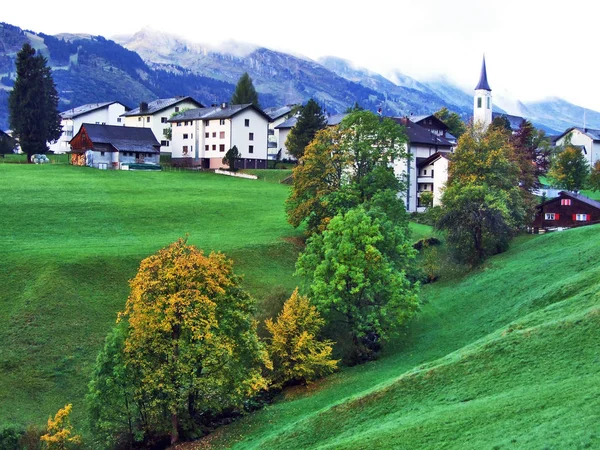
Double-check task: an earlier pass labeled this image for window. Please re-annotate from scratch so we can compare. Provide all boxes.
[183,145,188,155]
[138,117,142,122]
[100,151,105,156]
[545,213,557,220]
[175,107,180,112]
[423,169,427,175]
[477,97,482,108]
[205,132,209,138]
[146,117,150,123]
[249,145,254,154]
[219,144,225,152]
[212,132,217,138]
[574,214,589,221]
[245,119,250,127]
[177,122,182,127]
[205,145,209,151]
[161,117,168,123]
[117,117,122,123]
[212,144,216,150]
[183,134,189,139]
[204,120,209,126]
[561,199,572,206]
[161,140,169,147]
[220,119,226,125]
[249,132,254,141]
[486,97,490,109]
[220,131,225,139]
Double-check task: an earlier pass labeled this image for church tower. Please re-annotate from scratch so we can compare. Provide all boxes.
[474,56,492,128]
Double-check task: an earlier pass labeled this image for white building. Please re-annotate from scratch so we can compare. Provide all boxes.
[474,56,493,129]
[49,101,128,153]
[554,127,600,167]
[168,103,271,169]
[121,96,204,154]
[264,105,296,160]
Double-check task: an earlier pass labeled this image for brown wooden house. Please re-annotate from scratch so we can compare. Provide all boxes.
[69,123,160,169]
[532,191,600,232]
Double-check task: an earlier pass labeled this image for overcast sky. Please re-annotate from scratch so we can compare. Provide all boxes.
[4,0,599,113]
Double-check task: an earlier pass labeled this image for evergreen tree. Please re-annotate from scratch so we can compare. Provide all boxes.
[230,72,260,108]
[434,107,466,139]
[8,43,62,162]
[222,145,241,171]
[285,99,328,160]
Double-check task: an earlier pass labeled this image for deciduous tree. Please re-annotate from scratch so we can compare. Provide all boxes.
[119,238,267,445]
[265,288,337,388]
[231,72,260,108]
[40,404,81,450]
[296,206,418,362]
[285,99,327,160]
[589,160,600,192]
[8,43,62,162]
[548,145,590,192]
[434,107,466,139]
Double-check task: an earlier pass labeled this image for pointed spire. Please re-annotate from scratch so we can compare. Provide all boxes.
[475,55,492,91]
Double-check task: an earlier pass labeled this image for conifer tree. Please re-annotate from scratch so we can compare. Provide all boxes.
[231,72,261,107]
[8,43,62,162]
[285,98,328,160]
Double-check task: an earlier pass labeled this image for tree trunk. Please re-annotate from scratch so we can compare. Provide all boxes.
[170,413,179,445]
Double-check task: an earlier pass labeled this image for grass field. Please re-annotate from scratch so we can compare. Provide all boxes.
[0,163,304,430]
[180,224,600,449]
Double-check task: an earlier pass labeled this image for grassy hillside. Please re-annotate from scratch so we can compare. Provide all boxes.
[0,164,302,428]
[185,226,600,449]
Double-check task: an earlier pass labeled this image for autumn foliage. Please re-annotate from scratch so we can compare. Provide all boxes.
[40,404,81,450]
[265,289,338,388]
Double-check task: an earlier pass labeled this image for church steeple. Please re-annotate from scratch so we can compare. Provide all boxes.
[475,56,492,91]
[474,55,493,128]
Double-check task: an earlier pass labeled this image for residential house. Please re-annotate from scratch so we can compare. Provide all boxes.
[264,105,296,160]
[554,127,600,167]
[1,129,17,154]
[168,103,271,169]
[69,123,160,169]
[409,114,458,145]
[531,191,600,231]
[392,117,454,212]
[49,101,129,154]
[121,96,204,153]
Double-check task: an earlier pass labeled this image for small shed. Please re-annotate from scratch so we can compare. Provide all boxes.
[531,191,600,232]
[69,123,160,169]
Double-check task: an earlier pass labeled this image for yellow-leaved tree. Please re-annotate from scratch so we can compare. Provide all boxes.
[119,238,268,445]
[40,404,81,450]
[265,288,338,388]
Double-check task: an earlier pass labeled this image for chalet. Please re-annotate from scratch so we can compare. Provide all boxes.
[554,127,600,167]
[121,96,204,153]
[49,101,129,154]
[532,191,600,232]
[69,123,160,169]
[409,114,457,145]
[167,103,271,169]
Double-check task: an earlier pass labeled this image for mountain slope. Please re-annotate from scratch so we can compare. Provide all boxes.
[188,226,600,449]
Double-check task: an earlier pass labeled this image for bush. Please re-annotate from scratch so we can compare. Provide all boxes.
[0,424,24,450]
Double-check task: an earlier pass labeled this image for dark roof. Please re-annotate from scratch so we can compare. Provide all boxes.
[558,191,600,210]
[417,151,451,168]
[393,117,454,148]
[491,112,525,131]
[475,56,492,91]
[411,114,449,131]
[73,124,160,153]
[263,105,295,120]
[121,96,203,117]
[168,103,272,123]
[554,127,600,143]
[275,116,298,130]
[60,101,128,119]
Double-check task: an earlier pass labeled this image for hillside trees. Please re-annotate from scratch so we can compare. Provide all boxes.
[88,239,267,446]
[548,143,590,192]
[231,72,261,108]
[286,110,409,234]
[8,43,62,161]
[285,99,328,160]
[436,123,527,265]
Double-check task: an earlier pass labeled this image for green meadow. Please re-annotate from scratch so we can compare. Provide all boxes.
[0,163,302,428]
[1,160,599,449]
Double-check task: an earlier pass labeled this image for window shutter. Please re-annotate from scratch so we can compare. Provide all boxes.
[555,214,560,220]
[572,214,577,221]
[587,214,591,221]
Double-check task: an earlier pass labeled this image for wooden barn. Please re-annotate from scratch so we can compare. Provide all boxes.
[69,123,160,169]
[531,191,600,232]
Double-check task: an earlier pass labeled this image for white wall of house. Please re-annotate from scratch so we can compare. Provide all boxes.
[432,157,449,207]
[555,130,600,166]
[123,99,200,153]
[230,109,268,161]
[268,116,290,159]
[50,103,127,153]
[277,127,293,160]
